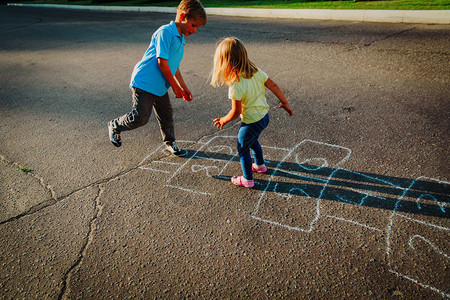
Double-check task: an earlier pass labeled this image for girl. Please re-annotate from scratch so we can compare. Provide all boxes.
[211,37,293,188]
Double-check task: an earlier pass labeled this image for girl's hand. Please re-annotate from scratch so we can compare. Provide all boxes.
[214,101,240,130]
[213,118,226,130]
[279,102,293,116]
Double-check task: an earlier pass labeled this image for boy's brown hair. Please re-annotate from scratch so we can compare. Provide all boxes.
[177,0,207,25]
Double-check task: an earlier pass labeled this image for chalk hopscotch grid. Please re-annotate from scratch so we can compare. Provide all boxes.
[385,176,450,298]
[137,136,449,297]
[251,140,352,233]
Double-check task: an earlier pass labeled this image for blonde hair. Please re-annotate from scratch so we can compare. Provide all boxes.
[210,37,258,87]
[177,0,207,25]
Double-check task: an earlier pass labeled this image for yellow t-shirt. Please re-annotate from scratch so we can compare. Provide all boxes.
[228,68,270,124]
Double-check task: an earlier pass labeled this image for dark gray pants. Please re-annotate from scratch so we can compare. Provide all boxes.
[109,87,175,145]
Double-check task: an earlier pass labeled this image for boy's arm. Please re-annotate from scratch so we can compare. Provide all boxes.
[174,69,192,102]
[157,58,184,98]
[214,99,241,130]
[265,78,293,116]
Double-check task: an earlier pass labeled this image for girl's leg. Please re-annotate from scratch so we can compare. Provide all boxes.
[249,113,270,165]
[237,113,270,180]
[110,87,155,132]
[237,125,254,180]
[250,140,264,166]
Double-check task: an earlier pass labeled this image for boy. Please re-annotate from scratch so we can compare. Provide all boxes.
[108,0,207,155]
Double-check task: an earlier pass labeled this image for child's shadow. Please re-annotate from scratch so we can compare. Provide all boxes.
[184,150,449,220]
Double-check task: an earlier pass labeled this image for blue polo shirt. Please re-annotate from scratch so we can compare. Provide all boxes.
[130,21,185,96]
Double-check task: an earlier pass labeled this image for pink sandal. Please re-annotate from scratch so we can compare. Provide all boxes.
[252,163,267,174]
[231,176,255,188]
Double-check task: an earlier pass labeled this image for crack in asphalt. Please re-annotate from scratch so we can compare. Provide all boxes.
[2,131,223,297]
[0,149,180,297]
[342,27,417,53]
[0,154,57,201]
[57,185,104,300]
[363,27,417,48]
[0,131,223,225]
[0,153,141,225]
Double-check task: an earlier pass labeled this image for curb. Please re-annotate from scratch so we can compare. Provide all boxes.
[207,7,450,24]
[7,3,450,24]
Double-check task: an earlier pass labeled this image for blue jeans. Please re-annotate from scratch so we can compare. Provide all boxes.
[237,113,269,180]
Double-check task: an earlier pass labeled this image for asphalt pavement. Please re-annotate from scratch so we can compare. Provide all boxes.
[0,5,449,299]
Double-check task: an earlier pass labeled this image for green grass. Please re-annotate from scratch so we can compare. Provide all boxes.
[12,0,450,10]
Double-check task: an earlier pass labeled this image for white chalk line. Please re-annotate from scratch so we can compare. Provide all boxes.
[154,161,181,166]
[191,164,220,177]
[386,177,450,267]
[253,139,311,214]
[336,186,387,206]
[336,194,363,205]
[165,184,212,196]
[166,136,236,183]
[416,176,450,186]
[138,160,182,173]
[386,178,422,267]
[345,169,409,190]
[409,235,450,259]
[302,139,352,168]
[140,136,296,196]
[297,157,328,171]
[266,184,319,232]
[325,186,390,232]
[273,183,311,199]
[138,167,170,174]
[250,215,312,233]
[389,270,450,298]
[394,213,450,232]
[325,215,383,232]
[260,144,291,152]
[416,193,447,213]
[271,168,329,184]
[138,139,200,166]
[207,144,234,155]
[252,140,352,233]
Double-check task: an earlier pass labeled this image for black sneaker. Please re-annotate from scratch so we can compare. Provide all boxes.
[108,122,121,147]
[165,142,182,156]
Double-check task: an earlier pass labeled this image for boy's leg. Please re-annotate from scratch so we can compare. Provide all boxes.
[153,92,176,146]
[109,87,155,133]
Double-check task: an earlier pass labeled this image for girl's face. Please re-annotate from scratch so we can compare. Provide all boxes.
[179,14,203,36]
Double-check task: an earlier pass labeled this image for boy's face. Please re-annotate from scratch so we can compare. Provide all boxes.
[178,14,204,37]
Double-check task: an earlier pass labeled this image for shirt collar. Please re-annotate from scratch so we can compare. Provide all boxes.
[169,21,182,38]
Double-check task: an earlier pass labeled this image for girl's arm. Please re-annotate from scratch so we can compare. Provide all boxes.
[214,99,242,130]
[157,58,184,98]
[174,69,193,102]
[265,78,293,116]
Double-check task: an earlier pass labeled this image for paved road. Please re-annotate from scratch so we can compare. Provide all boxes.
[0,5,449,299]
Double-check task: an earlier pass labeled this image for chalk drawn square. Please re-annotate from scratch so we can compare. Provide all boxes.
[388,213,450,297]
[138,141,199,176]
[165,136,240,196]
[395,176,450,221]
[252,140,351,232]
[321,169,406,231]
